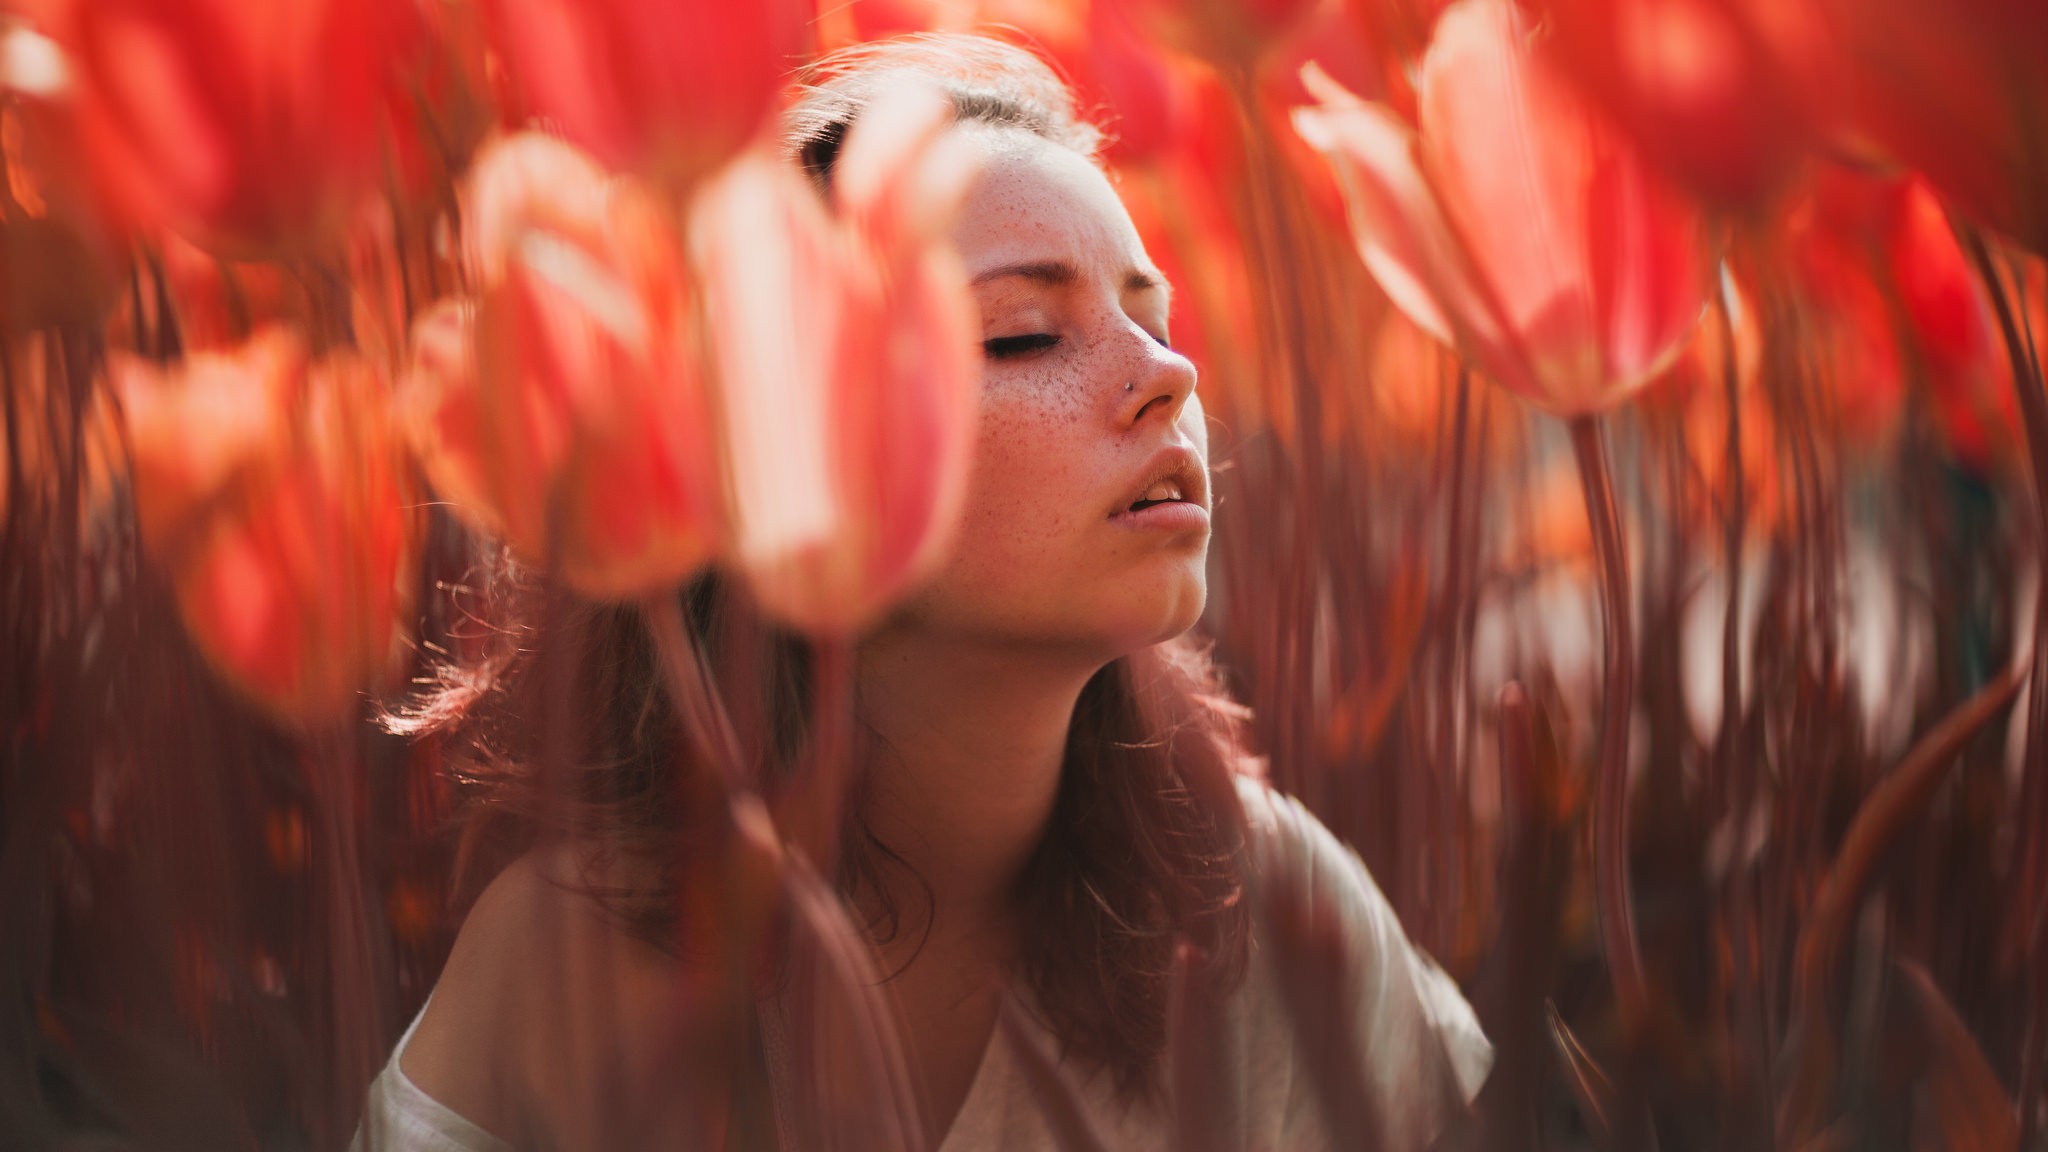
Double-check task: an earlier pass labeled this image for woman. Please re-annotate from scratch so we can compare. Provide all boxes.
[356,33,1489,1152]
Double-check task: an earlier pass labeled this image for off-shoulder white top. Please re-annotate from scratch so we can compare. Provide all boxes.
[352,778,1491,1151]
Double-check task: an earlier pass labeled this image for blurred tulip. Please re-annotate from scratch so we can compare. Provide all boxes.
[1107,0,1318,69]
[480,0,808,187]
[1540,0,1811,212]
[1784,167,2012,468]
[406,133,724,598]
[1057,0,1194,168]
[1267,0,1397,112]
[42,0,417,256]
[1340,0,1452,69]
[812,0,982,50]
[1810,0,2048,255]
[384,0,495,207]
[1261,0,1397,227]
[152,227,309,352]
[1891,181,2018,473]
[113,328,418,725]
[1641,272,1781,537]
[694,84,981,635]
[1296,0,1713,1035]
[1508,458,1593,575]
[1292,0,1712,416]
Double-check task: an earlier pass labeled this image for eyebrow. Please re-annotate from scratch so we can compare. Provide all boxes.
[972,259,1176,307]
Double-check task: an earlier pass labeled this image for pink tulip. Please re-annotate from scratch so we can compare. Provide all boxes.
[480,0,809,186]
[1291,0,1713,415]
[694,84,982,635]
[405,133,723,598]
[114,329,418,724]
[1295,0,1714,1034]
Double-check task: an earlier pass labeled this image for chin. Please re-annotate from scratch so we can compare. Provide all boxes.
[1117,568,1209,654]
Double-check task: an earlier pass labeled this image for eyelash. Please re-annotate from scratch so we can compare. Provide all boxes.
[979,330,1174,360]
[982,334,1061,359]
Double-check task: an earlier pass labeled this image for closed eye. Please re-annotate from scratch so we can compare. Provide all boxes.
[983,334,1061,359]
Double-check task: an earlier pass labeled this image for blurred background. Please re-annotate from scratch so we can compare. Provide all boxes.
[1,0,2045,1148]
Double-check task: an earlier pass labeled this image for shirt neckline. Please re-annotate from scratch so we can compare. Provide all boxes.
[757,985,1013,1152]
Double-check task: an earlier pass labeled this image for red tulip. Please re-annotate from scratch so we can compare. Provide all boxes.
[151,227,309,352]
[694,84,981,635]
[42,0,417,256]
[1261,0,1397,230]
[480,0,809,187]
[1339,0,1452,69]
[811,0,985,50]
[1030,0,1193,169]
[1809,0,2048,255]
[1785,167,2013,467]
[1539,0,1813,211]
[1291,0,1713,415]
[1888,180,2016,471]
[1106,0,1318,69]
[405,133,724,599]
[382,0,496,209]
[113,328,418,724]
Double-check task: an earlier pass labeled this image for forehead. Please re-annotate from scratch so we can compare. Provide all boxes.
[951,133,1150,276]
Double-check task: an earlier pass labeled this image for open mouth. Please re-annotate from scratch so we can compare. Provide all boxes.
[1127,479,1188,513]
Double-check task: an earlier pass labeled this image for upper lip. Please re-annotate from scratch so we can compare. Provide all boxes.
[1114,444,1209,516]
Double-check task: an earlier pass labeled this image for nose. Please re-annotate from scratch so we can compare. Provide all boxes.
[1114,328,1198,431]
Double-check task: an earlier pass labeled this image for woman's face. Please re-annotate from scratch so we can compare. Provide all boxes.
[888,132,1209,659]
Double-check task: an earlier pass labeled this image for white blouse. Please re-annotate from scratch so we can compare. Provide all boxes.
[353,778,1492,1151]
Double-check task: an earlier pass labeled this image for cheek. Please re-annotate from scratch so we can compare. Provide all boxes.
[942,389,1094,578]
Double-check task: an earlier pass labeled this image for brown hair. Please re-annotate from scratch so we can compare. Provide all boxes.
[400,33,1252,1101]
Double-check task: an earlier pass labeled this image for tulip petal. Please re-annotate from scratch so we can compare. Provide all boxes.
[694,155,845,570]
[697,126,981,635]
[118,329,418,724]
[834,80,979,247]
[1291,63,1528,396]
[1419,0,1600,402]
[425,137,724,596]
[1586,133,1713,401]
[463,132,613,285]
[113,327,301,549]
[61,0,403,254]
[482,0,805,182]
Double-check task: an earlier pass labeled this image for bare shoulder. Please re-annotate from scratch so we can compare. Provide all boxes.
[400,847,689,1147]
[397,850,577,1143]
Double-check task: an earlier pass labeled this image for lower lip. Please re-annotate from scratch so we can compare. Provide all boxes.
[1110,501,1211,533]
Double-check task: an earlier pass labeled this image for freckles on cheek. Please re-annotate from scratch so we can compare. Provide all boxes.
[961,396,1090,560]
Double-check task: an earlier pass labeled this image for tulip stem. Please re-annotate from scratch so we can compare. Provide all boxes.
[1569,414,1647,1036]
[1959,225,2048,1152]
[642,593,747,796]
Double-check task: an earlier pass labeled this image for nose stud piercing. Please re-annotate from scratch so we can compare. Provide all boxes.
[1125,381,1135,392]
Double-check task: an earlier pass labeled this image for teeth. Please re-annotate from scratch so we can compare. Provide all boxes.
[1143,481,1181,503]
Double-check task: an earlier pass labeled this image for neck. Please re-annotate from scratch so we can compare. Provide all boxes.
[853,631,1103,952]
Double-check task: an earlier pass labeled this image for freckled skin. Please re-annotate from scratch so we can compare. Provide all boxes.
[880,133,1210,661]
